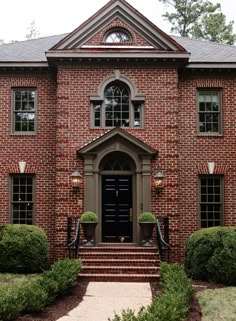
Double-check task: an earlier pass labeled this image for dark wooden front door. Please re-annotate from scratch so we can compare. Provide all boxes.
[102,175,132,242]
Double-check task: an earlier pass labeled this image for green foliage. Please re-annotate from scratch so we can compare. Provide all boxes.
[0,258,82,320]
[158,0,236,44]
[138,212,156,223]
[185,227,236,285]
[80,211,98,222]
[108,263,193,321]
[0,284,24,321]
[159,0,220,37]
[20,280,48,312]
[39,258,82,303]
[191,13,236,44]
[0,224,48,273]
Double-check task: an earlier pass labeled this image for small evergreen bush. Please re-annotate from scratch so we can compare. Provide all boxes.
[0,224,48,273]
[80,211,98,222]
[185,226,236,285]
[39,258,82,303]
[108,263,193,321]
[138,212,156,223]
[0,258,82,321]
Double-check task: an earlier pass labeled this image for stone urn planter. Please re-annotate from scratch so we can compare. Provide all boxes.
[80,211,98,246]
[138,212,156,246]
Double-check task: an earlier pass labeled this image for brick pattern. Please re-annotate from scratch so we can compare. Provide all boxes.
[0,72,57,260]
[0,65,236,264]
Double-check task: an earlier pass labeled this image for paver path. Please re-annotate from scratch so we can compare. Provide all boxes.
[57,282,152,321]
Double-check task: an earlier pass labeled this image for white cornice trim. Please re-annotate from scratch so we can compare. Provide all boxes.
[186,63,236,69]
[82,45,154,49]
[0,62,49,68]
[46,52,190,59]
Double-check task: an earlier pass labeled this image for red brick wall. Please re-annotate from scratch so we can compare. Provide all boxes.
[1,66,235,263]
[0,72,57,260]
[178,71,236,260]
[54,63,180,259]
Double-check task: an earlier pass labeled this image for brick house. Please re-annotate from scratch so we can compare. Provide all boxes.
[0,0,236,267]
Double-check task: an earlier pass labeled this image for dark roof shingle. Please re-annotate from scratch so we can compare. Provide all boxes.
[1,33,236,64]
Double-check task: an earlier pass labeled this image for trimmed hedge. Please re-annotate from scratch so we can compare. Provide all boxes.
[108,263,193,321]
[0,258,82,321]
[0,224,48,273]
[185,227,236,285]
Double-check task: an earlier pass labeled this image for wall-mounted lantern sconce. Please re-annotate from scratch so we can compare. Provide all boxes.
[70,169,83,191]
[154,170,165,194]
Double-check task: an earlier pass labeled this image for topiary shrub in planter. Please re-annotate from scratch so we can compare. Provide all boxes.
[138,212,156,246]
[80,211,98,246]
[0,224,48,273]
[185,226,236,285]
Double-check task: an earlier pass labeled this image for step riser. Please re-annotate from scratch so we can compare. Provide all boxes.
[82,259,160,267]
[82,268,160,274]
[78,246,160,282]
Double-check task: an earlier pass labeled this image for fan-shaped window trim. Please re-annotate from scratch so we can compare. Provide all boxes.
[100,152,135,172]
[104,28,131,43]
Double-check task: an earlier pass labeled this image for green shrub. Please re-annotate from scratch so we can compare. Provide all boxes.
[21,280,48,312]
[80,211,98,222]
[108,263,193,321]
[138,212,156,223]
[0,224,48,273]
[185,227,236,285]
[0,258,82,320]
[39,258,82,303]
[0,284,24,321]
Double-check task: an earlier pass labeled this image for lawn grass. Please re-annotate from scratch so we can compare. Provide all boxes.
[197,287,236,321]
[0,273,40,285]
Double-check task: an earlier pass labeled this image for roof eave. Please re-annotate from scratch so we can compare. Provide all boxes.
[186,63,236,69]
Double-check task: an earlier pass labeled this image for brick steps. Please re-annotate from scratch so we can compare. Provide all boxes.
[83,258,160,266]
[79,273,160,282]
[78,245,160,282]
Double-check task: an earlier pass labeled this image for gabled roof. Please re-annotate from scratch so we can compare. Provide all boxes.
[51,0,185,53]
[77,128,157,155]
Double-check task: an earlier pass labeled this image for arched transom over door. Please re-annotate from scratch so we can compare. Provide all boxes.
[100,152,134,243]
[77,127,157,244]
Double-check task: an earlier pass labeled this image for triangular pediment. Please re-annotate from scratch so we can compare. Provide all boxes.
[49,0,187,54]
[77,128,157,156]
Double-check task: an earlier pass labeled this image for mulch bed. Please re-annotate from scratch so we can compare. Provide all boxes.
[14,280,224,321]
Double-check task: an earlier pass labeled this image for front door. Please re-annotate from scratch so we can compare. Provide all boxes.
[102,175,132,242]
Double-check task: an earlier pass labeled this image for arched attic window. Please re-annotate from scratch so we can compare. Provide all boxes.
[105,29,131,43]
[91,80,143,128]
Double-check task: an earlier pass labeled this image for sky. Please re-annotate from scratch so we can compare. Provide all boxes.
[0,0,236,42]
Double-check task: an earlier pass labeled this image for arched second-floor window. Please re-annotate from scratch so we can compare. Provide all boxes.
[91,80,143,128]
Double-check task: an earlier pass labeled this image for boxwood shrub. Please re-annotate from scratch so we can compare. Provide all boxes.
[0,224,48,273]
[185,226,236,285]
[0,258,82,321]
[108,263,193,321]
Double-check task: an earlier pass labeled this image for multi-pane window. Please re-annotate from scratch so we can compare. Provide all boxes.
[13,89,36,133]
[11,175,34,224]
[92,81,142,128]
[105,30,131,43]
[199,176,223,228]
[198,90,221,134]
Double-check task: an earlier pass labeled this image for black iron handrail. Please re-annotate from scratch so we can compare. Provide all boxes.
[67,218,81,258]
[156,218,171,262]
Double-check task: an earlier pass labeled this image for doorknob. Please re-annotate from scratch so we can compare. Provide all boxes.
[129,208,133,222]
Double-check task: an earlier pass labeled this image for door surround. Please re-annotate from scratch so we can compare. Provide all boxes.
[77,128,157,244]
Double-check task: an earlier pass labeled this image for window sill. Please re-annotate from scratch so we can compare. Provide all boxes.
[11,132,36,136]
[197,133,223,138]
